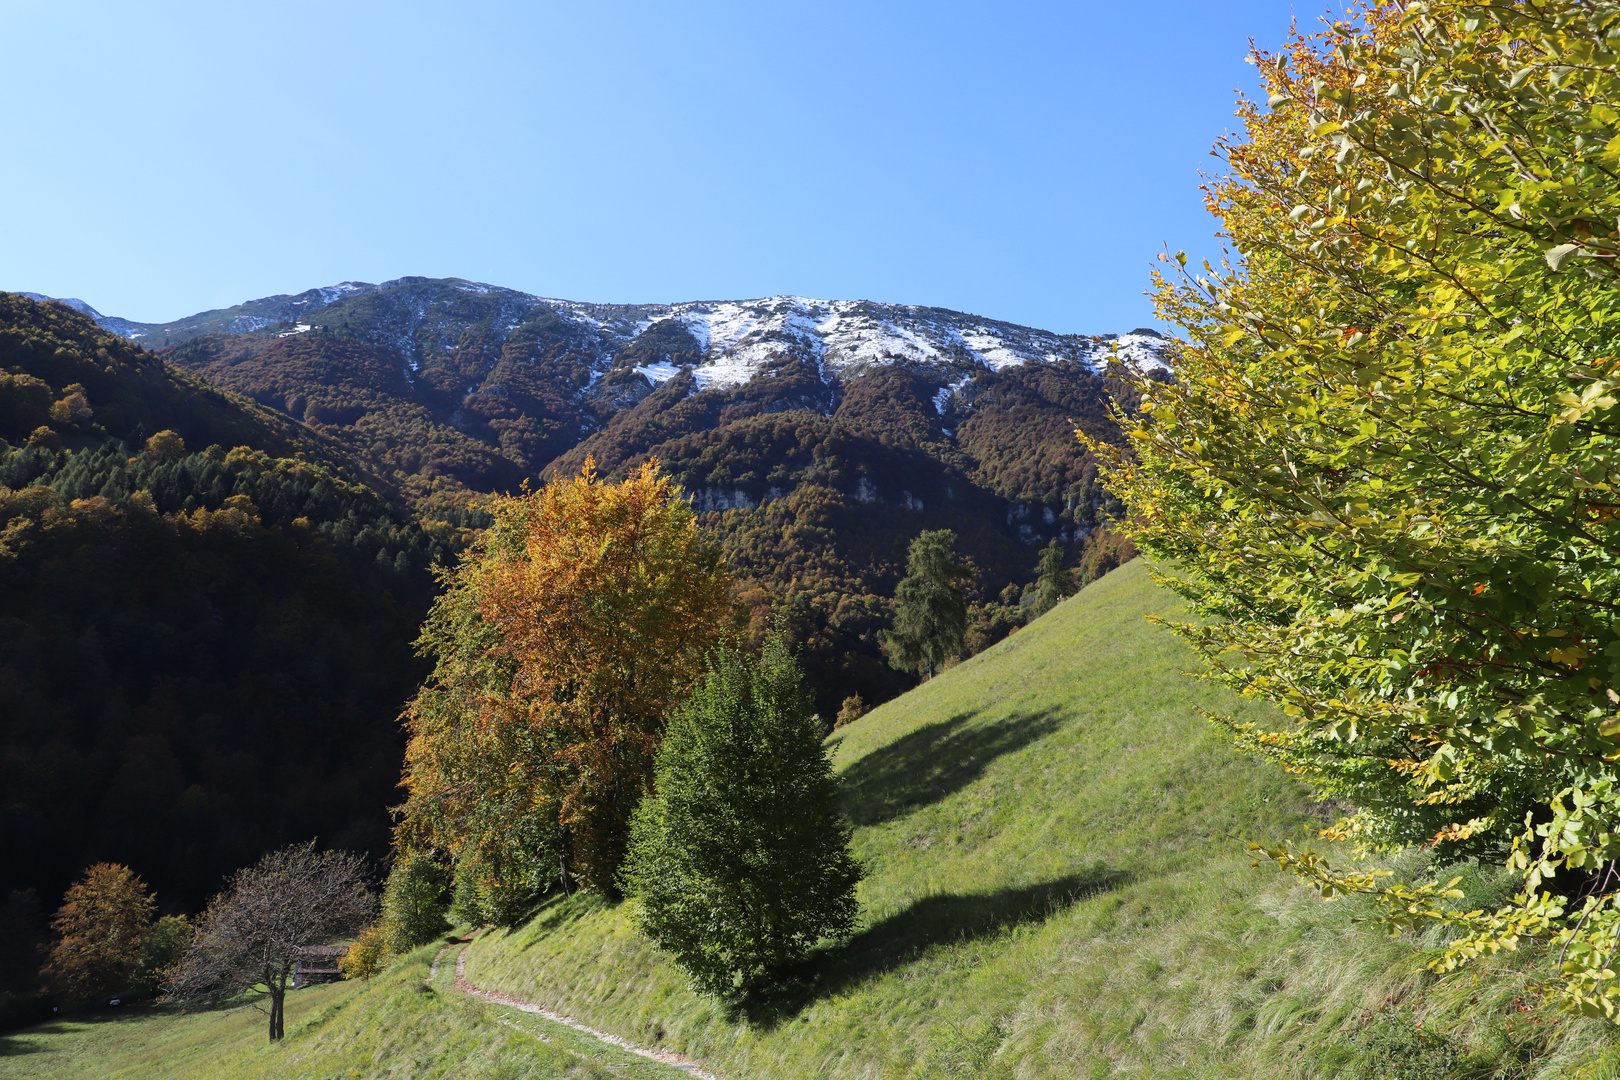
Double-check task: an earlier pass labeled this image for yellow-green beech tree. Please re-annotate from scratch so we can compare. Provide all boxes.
[1094,0,1620,1016]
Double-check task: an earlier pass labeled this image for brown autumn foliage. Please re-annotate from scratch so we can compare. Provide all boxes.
[398,459,733,900]
[141,429,186,463]
[40,863,156,1000]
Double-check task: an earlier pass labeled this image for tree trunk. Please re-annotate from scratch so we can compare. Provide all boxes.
[558,851,575,897]
[268,970,286,1041]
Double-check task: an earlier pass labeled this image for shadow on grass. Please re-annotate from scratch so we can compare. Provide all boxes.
[738,866,1130,1025]
[0,1029,54,1056]
[0,1002,191,1056]
[509,892,611,950]
[839,708,1065,827]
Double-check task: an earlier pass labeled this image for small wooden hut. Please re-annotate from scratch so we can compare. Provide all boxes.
[292,945,349,987]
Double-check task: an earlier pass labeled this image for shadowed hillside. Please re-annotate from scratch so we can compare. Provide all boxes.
[0,295,455,982]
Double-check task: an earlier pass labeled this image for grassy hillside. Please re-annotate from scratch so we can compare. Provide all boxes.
[459,559,1616,1079]
[0,941,693,1080]
[9,560,1618,1078]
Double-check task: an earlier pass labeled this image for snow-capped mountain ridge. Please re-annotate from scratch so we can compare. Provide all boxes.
[32,279,1171,391]
[540,293,1170,390]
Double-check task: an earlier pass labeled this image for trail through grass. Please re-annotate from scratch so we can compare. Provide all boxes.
[0,936,693,1079]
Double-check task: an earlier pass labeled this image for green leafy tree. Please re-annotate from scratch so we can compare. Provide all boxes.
[621,632,863,998]
[133,915,191,995]
[1030,539,1078,617]
[884,529,974,678]
[379,854,450,955]
[1092,0,1620,1018]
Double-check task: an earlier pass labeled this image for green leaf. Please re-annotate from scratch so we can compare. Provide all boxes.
[1546,243,1583,271]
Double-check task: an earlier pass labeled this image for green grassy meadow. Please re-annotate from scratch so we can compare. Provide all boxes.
[460,560,1618,1079]
[0,940,691,1080]
[8,559,1620,1078]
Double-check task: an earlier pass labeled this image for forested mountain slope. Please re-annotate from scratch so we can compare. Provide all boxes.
[553,358,1140,710]
[0,276,1156,951]
[2,294,333,464]
[79,278,1168,521]
[41,278,1160,711]
[0,295,455,985]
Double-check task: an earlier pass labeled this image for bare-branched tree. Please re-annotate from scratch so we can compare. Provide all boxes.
[165,842,374,1040]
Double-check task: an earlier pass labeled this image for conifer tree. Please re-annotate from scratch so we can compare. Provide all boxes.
[883,529,973,678]
[621,632,862,998]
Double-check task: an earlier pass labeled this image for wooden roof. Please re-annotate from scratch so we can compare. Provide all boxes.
[296,945,350,957]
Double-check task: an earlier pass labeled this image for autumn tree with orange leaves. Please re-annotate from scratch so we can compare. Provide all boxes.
[41,863,153,999]
[397,460,732,910]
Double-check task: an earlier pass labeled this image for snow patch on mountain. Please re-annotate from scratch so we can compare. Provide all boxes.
[634,361,682,384]
[564,295,1171,390]
[934,375,974,416]
[315,282,367,306]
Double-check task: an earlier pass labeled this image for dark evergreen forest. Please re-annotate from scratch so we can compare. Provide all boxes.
[0,297,466,989]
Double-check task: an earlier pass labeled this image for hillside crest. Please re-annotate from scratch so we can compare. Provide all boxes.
[25,279,1171,395]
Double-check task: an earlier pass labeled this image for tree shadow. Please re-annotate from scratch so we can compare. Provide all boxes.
[0,1028,56,1056]
[508,891,611,951]
[0,1002,198,1054]
[736,866,1130,1025]
[838,708,1066,827]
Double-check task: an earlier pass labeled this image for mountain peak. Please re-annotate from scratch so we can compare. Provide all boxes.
[17,292,103,319]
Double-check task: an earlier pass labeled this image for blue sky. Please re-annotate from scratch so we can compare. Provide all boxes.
[2,1,1308,333]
